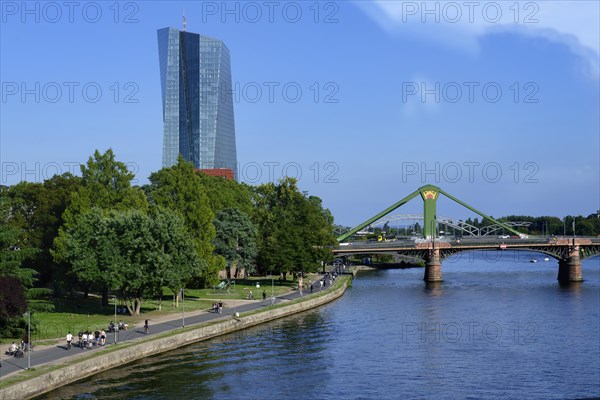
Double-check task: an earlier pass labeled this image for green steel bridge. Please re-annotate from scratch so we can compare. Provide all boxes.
[334,185,600,283]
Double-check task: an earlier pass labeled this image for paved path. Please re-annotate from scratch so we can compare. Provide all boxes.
[0,280,332,380]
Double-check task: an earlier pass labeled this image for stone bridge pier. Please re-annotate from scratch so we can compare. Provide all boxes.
[424,248,442,282]
[557,245,583,282]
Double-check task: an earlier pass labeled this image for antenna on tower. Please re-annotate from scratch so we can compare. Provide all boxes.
[183,8,187,32]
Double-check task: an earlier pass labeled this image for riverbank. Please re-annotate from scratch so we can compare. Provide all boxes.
[0,275,351,400]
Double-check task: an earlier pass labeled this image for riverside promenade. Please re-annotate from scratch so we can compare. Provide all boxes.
[0,275,350,399]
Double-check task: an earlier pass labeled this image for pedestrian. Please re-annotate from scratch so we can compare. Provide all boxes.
[298,275,303,298]
[100,329,106,346]
[66,332,73,350]
[262,290,266,301]
[310,283,314,293]
[144,319,149,334]
[81,332,88,349]
[94,329,100,346]
[218,300,223,314]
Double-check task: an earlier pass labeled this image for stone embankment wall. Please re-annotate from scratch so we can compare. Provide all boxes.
[0,279,349,400]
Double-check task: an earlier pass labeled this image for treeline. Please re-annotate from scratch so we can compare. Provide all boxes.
[0,149,335,336]
[462,215,600,236]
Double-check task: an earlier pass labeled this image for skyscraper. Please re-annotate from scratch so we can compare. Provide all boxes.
[157,27,237,178]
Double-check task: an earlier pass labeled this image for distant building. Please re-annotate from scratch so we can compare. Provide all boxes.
[198,168,234,180]
[157,27,237,179]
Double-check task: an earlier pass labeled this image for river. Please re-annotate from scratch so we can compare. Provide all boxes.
[40,251,600,399]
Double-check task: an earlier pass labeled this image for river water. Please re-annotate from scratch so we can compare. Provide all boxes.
[41,251,600,400]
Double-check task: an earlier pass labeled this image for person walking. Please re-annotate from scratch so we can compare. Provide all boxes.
[66,332,73,350]
[144,319,149,334]
[100,329,106,346]
[262,290,266,301]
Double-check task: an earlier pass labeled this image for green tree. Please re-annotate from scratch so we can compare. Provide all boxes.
[252,178,335,277]
[144,207,205,308]
[0,213,38,288]
[53,149,146,304]
[198,172,253,215]
[147,157,216,286]
[61,208,200,315]
[35,174,83,291]
[111,209,195,315]
[60,208,121,302]
[4,174,82,292]
[0,276,28,338]
[62,149,147,226]
[302,195,337,269]
[214,208,258,278]
[0,195,39,337]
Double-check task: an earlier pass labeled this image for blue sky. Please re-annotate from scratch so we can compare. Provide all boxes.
[1,1,599,226]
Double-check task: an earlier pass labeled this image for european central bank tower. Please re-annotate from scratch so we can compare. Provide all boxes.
[158,27,237,179]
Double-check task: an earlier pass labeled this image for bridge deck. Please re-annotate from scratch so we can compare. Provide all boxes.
[334,237,600,258]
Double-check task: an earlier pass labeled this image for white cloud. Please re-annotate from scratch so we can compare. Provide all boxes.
[356,1,599,77]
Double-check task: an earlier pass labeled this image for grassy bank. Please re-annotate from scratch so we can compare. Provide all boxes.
[1,275,319,344]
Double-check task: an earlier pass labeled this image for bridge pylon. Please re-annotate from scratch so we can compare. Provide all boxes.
[557,245,583,282]
[424,248,442,282]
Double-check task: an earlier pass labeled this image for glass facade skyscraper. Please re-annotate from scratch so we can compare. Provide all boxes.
[157,27,237,178]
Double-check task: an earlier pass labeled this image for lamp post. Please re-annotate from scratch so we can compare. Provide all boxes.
[114,296,117,344]
[271,271,274,305]
[181,288,185,327]
[24,310,30,369]
[233,280,236,316]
